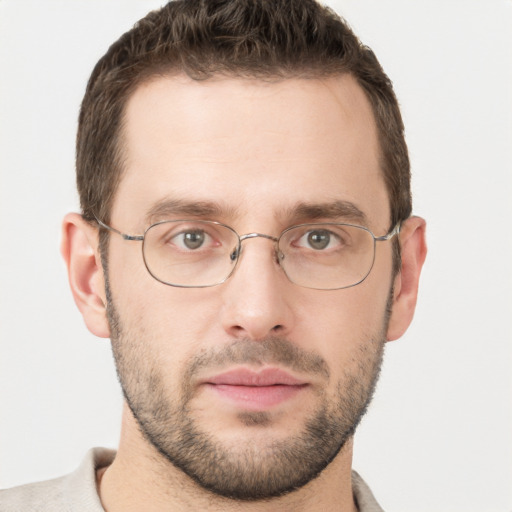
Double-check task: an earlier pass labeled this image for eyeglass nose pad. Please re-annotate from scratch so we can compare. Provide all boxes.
[230,246,240,262]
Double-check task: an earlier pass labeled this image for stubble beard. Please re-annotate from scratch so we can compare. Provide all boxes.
[106,279,389,501]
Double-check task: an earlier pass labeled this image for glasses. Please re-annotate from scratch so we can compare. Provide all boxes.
[95,217,400,290]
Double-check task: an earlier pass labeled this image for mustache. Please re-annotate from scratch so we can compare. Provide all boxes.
[184,337,330,381]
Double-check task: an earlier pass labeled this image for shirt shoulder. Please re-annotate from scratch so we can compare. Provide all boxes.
[0,448,115,512]
[352,470,385,512]
[0,475,74,512]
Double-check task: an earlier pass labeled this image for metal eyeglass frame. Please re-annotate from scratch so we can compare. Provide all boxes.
[94,215,401,290]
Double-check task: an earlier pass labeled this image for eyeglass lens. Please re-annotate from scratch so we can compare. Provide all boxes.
[141,220,377,290]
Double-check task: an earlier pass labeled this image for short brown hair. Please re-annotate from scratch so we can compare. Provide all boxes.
[77,0,411,270]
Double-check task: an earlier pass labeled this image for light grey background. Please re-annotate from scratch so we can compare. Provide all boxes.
[1,1,511,511]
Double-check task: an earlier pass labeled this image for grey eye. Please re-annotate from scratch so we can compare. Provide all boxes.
[182,231,205,250]
[307,230,331,250]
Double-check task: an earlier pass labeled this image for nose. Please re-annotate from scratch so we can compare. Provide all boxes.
[220,237,294,341]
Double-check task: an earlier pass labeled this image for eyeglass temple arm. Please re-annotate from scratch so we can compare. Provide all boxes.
[374,222,401,242]
[93,215,144,241]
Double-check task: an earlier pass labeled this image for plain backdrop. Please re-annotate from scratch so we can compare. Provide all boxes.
[1,1,511,511]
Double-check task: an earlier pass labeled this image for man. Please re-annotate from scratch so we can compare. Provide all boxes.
[1,0,426,510]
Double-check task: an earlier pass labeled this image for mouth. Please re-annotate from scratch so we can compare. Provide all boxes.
[202,368,309,411]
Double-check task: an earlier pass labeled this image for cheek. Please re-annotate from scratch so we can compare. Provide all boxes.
[113,277,224,367]
[306,293,388,399]
[293,280,391,361]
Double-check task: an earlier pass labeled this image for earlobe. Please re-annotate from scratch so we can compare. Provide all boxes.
[386,216,427,341]
[61,213,110,338]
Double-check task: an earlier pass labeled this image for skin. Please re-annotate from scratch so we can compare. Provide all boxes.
[62,74,427,511]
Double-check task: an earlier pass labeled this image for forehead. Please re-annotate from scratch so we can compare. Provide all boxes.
[113,74,388,230]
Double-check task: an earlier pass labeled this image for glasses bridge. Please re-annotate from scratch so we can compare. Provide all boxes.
[230,232,280,261]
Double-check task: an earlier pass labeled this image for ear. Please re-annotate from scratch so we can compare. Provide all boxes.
[386,216,427,341]
[61,213,110,338]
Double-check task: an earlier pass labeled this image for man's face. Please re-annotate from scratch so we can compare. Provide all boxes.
[105,75,394,499]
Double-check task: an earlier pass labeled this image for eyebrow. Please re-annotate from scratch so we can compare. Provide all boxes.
[286,200,368,225]
[144,197,367,226]
[145,198,239,224]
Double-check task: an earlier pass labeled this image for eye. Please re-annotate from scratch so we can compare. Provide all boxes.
[172,229,213,250]
[295,229,343,251]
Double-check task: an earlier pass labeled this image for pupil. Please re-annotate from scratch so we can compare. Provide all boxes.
[184,231,204,249]
[308,230,330,250]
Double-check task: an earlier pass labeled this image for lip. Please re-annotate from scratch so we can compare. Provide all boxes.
[203,368,308,411]
[206,368,307,386]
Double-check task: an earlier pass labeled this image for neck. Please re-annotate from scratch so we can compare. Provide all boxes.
[98,404,358,512]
